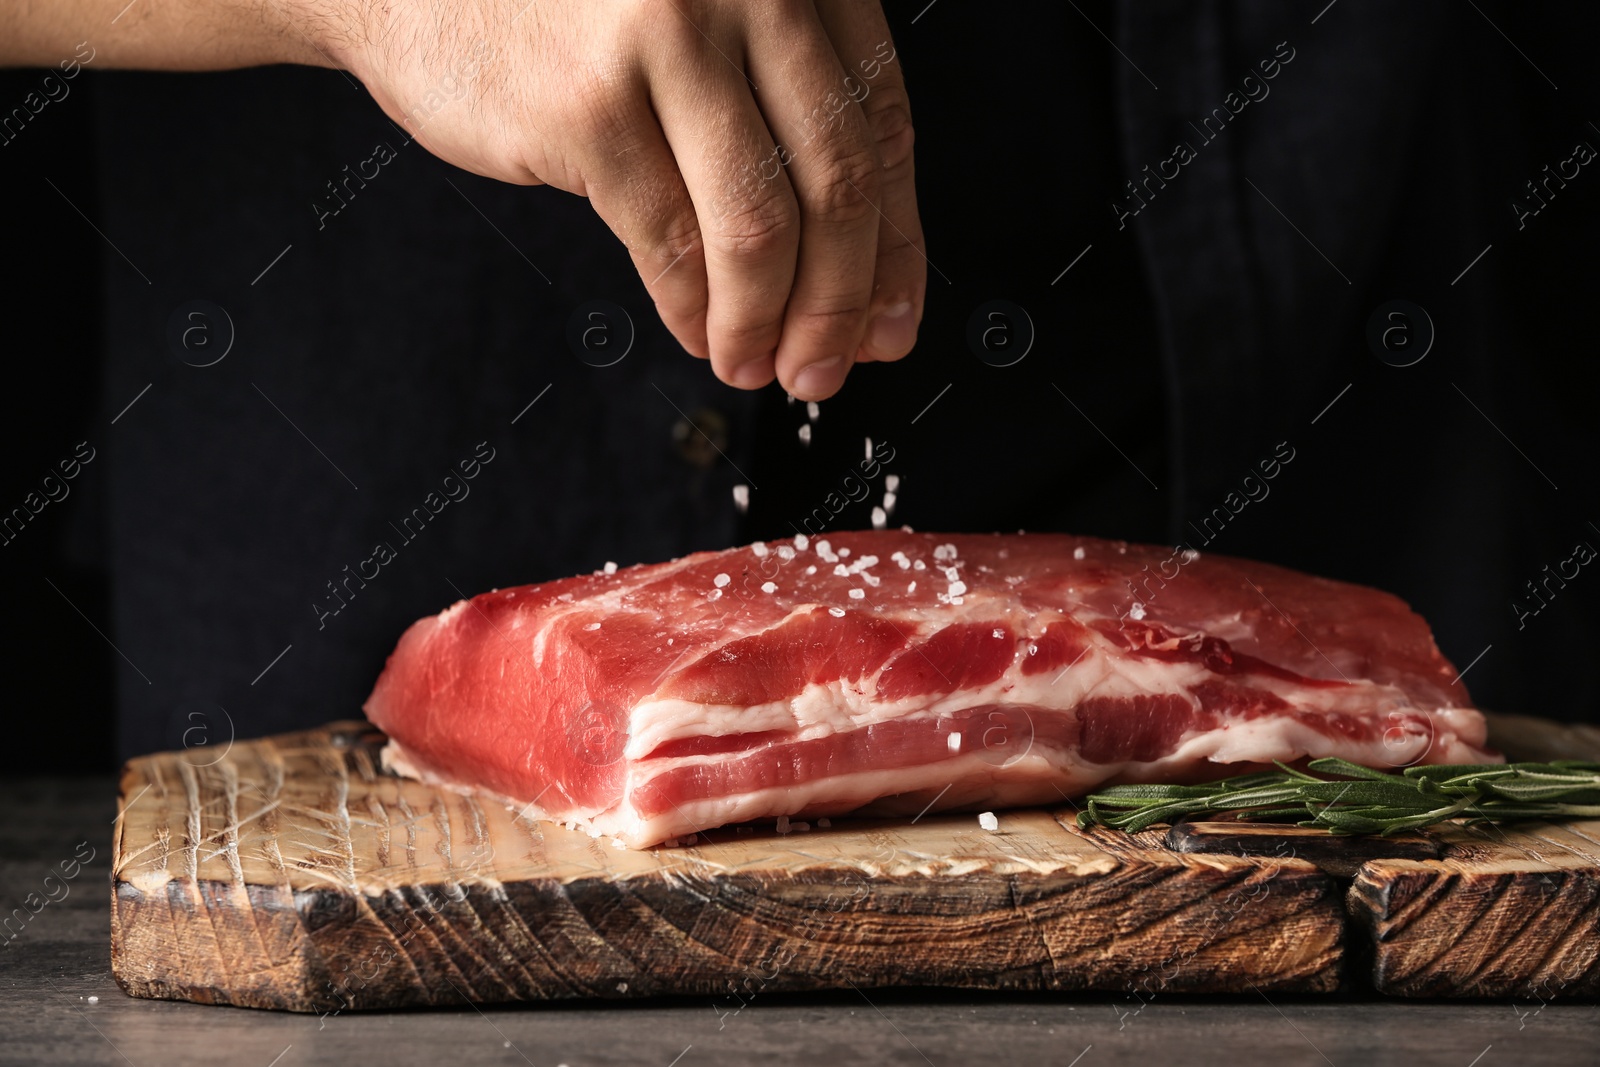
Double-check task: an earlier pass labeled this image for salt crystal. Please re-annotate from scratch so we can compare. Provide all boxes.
[1073,546,1086,560]
[948,732,962,753]
[912,559,926,571]
[862,573,880,587]
[752,542,770,558]
[616,981,629,992]
[87,996,98,1004]
[950,596,964,605]
[662,838,679,849]
[1182,548,1201,563]
[833,563,850,577]
[807,401,820,422]
[792,821,810,832]
[1027,642,1039,656]
[978,812,999,832]
[948,581,967,597]
[864,437,873,460]
[798,424,812,445]
[787,393,796,405]
[1129,602,1147,620]
[794,533,809,551]
[777,815,791,833]
[871,506,887,529]
[732,485,750,513]
[829,606,846,617]
[943,566,960,582]
[992,628,1004,639]
[890,551,908,567]
[934,543,958,561]
[583,622,602,631]
[839,547,851,558]
[777,545,796,561]
[714,573,731,587]
[848,588,866,599]
[818,817,831,828]
[612,838,626,849]
[708,588,723,601]
[886,474,900,492]
[806,565,817,574]
[907,581,917,593]
[855,555,879,570]
[882,492,897,514]
[761,581,777,594]
[603,561,618,575]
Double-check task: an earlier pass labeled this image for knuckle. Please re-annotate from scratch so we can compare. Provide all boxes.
[803,147,881,225]
[712,190,799,259]
[867,95,916,171]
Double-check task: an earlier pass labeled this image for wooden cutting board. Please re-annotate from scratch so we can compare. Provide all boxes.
[110,719,1600,1012]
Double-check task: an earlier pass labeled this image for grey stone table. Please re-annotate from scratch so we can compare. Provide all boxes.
[3,776,1596,1067]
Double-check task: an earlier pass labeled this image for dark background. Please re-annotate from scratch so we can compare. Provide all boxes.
[3,0,1598,773]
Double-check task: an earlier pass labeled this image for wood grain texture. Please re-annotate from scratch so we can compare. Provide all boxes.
[1345,708,1600,999]
[111,723,1344,1012]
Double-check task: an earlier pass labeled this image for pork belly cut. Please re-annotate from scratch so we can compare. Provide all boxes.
[362,531,1495,847]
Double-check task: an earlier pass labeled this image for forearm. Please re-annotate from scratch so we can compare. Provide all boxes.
[0,0,347,70]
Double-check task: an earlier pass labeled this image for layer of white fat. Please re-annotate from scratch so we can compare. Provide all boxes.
[623,618,1454,762]
[597,709,1489,848]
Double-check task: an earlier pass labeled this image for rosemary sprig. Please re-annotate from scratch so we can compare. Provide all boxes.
[1074,759,1600,836]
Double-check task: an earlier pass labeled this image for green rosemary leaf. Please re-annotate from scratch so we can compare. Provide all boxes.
[1076,759,1600,836]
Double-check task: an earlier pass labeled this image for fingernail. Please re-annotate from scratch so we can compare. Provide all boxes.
[730,360,773,389]
[867,301,916,355]
[793,356,848,399]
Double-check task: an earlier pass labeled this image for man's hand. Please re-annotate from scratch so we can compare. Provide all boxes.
[3,0,923,400]
[338,0,924,400]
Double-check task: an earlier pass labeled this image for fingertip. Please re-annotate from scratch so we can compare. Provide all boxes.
[717,357,777,391]
[788,355,851,401]
[860,300,917,361]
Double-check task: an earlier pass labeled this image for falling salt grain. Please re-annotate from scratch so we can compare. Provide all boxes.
[714,573,731,588]
[798,424,812,445]
[584,622,602,631]
[752,541,770,559]
[871,506,887,529]
[864,437,873,460]
[978,812,1000,832]
[761,581,777,594]
[777,815,792,834]
[829,606,846,617]
[733,485,750,513]
[807,401,820,422]
[886,474,900,492]
[1073,546,1086,561]
[948,733,962,753]
[882,492,897,514]
[818,817,831,828]
[848,588,866,599]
